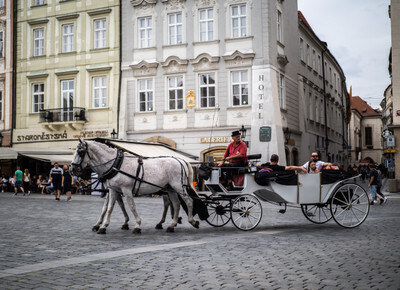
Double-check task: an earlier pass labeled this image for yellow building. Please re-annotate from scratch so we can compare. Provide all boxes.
[13,0,120,158]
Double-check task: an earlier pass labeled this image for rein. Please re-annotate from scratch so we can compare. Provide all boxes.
[97,149,125,182]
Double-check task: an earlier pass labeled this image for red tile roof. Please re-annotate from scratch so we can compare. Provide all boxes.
[298,11,314,33]
[351,96,382,117]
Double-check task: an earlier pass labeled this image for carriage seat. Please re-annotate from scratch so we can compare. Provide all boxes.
[247,154,262,160]
[255,170,297,186]
[321,169,352,184]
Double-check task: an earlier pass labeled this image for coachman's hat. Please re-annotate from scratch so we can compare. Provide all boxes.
[231,130,241,137]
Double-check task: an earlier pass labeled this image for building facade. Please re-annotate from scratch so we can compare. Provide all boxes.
[120,0,349,166]
[13,0,120,156]
[0,0,13,147]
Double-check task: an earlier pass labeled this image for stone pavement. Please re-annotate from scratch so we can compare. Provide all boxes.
[0,183,399,289]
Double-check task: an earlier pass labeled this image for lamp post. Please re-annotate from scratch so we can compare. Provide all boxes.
[240,125,248,147]
[110,129,117,139]
[284,127,291,144]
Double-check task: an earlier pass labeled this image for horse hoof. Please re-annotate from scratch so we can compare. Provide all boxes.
[92,226,100,232]
[121,224,129,230]
[166,227,175,233]
[132,228,141,234]
[178,217,182,224]
[97,228,106,234]
[155,224,163,230]
[193,221,199,229]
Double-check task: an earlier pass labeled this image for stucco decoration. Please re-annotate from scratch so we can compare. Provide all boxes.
[130,0,157,7]
[143,136,177,148]
[277,54,289,66]
[192,0,218,16]
[190,53,220,72]
[161,0,186,11]
[130,60,159,77]
[223,50,255,68]
[161,56,188,74]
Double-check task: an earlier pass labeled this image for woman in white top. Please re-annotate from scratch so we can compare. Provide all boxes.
[23,169,31,195]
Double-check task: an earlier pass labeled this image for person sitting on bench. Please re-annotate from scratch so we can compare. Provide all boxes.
[258,154,306,173]
[218,130,248,190]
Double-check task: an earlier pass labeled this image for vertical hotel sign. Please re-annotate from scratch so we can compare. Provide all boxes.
[256,74,267,120]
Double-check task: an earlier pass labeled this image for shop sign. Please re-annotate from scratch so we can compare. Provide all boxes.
[16,130,68,142]
[200,137,232,143]
[73,130,109,139]
[384,148,397,153]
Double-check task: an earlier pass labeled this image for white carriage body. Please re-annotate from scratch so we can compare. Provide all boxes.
[205,169,352,204]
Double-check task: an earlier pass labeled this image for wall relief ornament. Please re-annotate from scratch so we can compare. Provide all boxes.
[223,50,255,68]
[161,0,186,11]
[130,60,159,77]
[186,90,196,109]
[190,53,220,72]
[161,56,188,74]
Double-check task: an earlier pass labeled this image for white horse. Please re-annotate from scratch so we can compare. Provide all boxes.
[70,139,199,234]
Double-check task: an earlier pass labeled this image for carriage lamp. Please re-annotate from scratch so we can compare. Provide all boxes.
[240,125,247,140]
[284,127,291,144]
[110,129,118,139]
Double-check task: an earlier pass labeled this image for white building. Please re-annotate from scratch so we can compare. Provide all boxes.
[119,0,349,165]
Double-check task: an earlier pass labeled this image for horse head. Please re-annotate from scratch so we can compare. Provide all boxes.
[71,139,91,177]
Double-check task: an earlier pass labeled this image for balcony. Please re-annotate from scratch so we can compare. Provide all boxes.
[39,107,87,131]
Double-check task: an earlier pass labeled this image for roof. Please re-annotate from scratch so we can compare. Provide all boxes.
[351,96,382,117]
[298,11,314,33]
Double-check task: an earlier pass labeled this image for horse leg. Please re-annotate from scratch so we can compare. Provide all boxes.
[116,193,129,230]
[97,190,118,234]
[166,191,181,233]
[155,194,170,230]
[180,194,199,229]
[124,194,142,234]
[92,192,109,232]
[169,197,182,224]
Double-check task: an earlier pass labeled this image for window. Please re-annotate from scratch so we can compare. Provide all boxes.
[0,32,3,57]
[32,83,44,113]
[365,127,373,146]
[279,74,285,109]
[231,4,246,38]
[306,44,310,66]
[312,49,316,70]
[309,92,313,121]
[231,70,248,106]
[33,28,44,57]
[0,0,4,8]
[93,76,107,108]
[277,10,282,43]
[34,0,45,5]
[62,24,74,53]
[168,76,183,110]
[199,8,213,41]
[317,55,321,74]
[199,73,215,108]
[334,73,337,90]
[138,17,152,48]
[168,13,182,45]
[320,99,324,124]
[94,19,106,49]
[315,96,319,122]
[300,38,304,62]
[61,80,74,121]
[138,79,153,112]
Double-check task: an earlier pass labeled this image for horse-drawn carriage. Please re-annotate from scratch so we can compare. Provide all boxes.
[71,140,369,234]
[198,154,370,230]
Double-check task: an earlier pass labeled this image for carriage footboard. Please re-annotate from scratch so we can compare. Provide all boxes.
[253,189,288,203]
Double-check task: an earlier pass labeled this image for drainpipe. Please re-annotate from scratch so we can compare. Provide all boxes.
[321,43,329,160]
[116,0,122,139]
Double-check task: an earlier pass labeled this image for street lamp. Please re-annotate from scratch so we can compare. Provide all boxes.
[240,125,247,140]
[284,127,291,144]
[110,129,117,139]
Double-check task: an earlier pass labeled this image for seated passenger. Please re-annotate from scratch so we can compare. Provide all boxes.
[307,161,320,173]
[258,154,306,173]
[303,152,331,171]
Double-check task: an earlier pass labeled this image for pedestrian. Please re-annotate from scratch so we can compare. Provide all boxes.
[23,169,31,195]
[49,163,63,201]
[13,166,25,196]
[368,163,385,205]
[376,167,387,204]
[62,164,74,201]
[360,165,367,182]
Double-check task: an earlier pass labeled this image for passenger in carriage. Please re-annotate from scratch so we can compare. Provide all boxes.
[302,152,331,172]
[307,161,320,173]
[218,130,248,189]
[257,154,306,173]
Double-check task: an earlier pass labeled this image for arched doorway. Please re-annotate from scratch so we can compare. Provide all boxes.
[200,146,227,163]
[291,148,299,165]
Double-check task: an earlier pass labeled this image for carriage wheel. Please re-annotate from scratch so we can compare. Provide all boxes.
[230,194,262,231]
[205,199,231,227]
[330,183,370,228]
[301,203,333,224]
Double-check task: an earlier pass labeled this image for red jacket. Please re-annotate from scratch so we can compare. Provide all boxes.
[224,141,248,163]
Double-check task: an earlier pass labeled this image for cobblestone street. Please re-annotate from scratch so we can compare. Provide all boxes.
[0,185,399,289]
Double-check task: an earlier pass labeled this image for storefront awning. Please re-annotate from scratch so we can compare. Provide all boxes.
[19,154,74,164]
[0,148,18,160]
[108,140,198,163]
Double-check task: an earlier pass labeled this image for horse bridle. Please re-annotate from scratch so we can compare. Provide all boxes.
[71,140,92,172]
